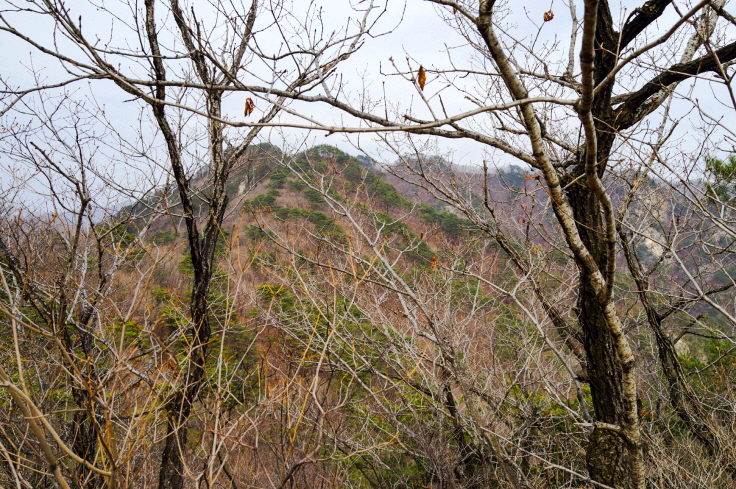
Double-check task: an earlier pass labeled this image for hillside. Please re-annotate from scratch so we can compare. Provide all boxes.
[97,144,590,487]
[4,143,736,489]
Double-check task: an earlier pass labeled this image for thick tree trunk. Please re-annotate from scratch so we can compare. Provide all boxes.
[477,0,644,485]
[566,4,644,486]
[567,179,641,488]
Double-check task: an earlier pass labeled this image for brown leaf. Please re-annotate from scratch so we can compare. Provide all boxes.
[417,65,427,91]
[452,6,457,14]
[244,97,255,116]
[543,10,554,21]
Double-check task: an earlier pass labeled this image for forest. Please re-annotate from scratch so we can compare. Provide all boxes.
[3,0,736,488]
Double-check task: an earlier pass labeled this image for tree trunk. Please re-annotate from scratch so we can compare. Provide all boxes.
[566,177,640,488]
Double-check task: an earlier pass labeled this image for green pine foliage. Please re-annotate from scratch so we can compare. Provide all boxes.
[705,154,736,202]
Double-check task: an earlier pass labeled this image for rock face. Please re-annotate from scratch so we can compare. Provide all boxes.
[674,339,691,357]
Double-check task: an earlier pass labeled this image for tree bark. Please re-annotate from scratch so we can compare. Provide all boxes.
[568,180,640,487]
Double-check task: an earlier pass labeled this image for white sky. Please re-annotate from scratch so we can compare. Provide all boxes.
[1,0,734,209]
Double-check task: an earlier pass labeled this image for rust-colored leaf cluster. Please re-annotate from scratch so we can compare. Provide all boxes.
[639,409,654,421]
[417,66,427,91]
[543,10,554,22]
[244,97,255,116]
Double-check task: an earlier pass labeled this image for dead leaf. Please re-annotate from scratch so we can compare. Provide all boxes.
[244,97,255,116]
[417,65,427,91]
[543,10,554,22]
[452,6,457,14]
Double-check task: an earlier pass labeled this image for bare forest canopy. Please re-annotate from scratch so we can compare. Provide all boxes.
[5,1,736,489]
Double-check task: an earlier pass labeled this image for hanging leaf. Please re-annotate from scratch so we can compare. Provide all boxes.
[543,10,554,21]
[244,97,255,116]
[452,6,457,14]
[417,65,427,91]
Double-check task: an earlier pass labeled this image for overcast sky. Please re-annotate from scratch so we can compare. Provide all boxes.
[1,0,733,207]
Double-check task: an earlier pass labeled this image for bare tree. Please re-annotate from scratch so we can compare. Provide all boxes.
[228,1,736,487]
[0,1,381,488]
